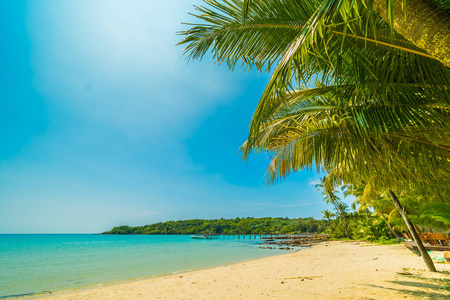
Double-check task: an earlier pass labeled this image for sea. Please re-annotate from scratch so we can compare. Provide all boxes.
[0,234,283,298]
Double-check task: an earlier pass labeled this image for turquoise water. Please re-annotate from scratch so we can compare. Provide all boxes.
[0,234,279,298]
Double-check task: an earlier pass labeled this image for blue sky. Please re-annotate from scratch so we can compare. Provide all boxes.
[0,0,348,233]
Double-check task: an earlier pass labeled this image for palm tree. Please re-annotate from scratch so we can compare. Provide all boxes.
[237,0,450,67]
[372,0,450,67]
[347,183,401,239]
[239,86,444,270]
[315,177,340,207]
[316,177,350,236]
[321,209,335,225]
[420,203,450,230]
[335,201,350,216]
[178,0,450,151]
[179,0,449,271]
[396,184,450,230]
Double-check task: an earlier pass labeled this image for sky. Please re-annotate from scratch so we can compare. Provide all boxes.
[0,0,350,233]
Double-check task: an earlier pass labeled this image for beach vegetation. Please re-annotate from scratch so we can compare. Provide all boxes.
[103,217,327,235]
[319,181,450,246]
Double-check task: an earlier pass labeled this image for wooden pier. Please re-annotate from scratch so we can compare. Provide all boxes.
[212,234,320,240]
[192,234,275,240]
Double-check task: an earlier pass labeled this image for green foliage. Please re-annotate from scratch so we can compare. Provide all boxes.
[178,1,450,246]
[420,203,450,229]
[322,182,450,242]
[103,217,327,235]
[322,204,400,242]
[179,0,450,191]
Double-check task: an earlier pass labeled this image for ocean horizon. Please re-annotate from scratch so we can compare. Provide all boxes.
[0,234,284,298]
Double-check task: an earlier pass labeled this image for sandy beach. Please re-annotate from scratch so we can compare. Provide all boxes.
[37,241,450,300]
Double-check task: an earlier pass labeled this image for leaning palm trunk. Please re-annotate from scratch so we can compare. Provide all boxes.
[374,0,450,67]
[388,190,436,272]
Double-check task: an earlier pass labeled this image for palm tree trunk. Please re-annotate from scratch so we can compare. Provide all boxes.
[373,0,450,67]
[388,190,436,272]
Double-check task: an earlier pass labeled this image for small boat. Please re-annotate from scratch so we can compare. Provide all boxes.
[190,234,208,239]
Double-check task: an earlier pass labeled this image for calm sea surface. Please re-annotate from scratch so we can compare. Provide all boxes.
[0,234,280,298]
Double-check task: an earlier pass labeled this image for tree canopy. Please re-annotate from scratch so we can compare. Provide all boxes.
[103,217,326,235]
[179,0,449,271]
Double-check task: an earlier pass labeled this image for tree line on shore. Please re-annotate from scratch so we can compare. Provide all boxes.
[104,203,442,243]
[103,217,327,235]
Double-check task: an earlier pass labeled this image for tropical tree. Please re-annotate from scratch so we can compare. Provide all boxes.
[235,0,450,67]
[346,183,401,239]
[396,184,450,230]
[238,84,446,270]
[315,177,340,211]
[316,177,350,236]
[321,209,335,225]
[179,0,450,64]
[420,203,450,230]
[179,0,450,142]
[372,0,450,67]
[179,0,450,271]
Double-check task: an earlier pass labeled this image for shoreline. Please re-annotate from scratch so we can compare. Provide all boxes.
[27,241,450,299]
[3,234,289,299]
[14,246,297,300]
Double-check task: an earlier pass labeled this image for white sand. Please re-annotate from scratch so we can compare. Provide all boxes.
[37,241,450,299]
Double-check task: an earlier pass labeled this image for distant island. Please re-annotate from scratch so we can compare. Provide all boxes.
[103,217,326,235]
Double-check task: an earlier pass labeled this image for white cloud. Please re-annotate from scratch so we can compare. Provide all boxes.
[308,179,322,186]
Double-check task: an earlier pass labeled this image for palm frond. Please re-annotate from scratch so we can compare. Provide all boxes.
[419,203,450,229]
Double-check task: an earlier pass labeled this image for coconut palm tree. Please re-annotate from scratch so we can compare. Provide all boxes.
[315,177,340,207]
[420,203,450,230]
[236,0,450,66]
[372,0,450,68]
[179,0,449,271]
[396,184,450,230]
[239,81,447,270]
[321,209,335,225]
[178,0,450,150]
[316,177,350,236]
[346,183,401,239]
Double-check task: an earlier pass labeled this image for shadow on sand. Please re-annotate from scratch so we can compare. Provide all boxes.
[367,271,450,299]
